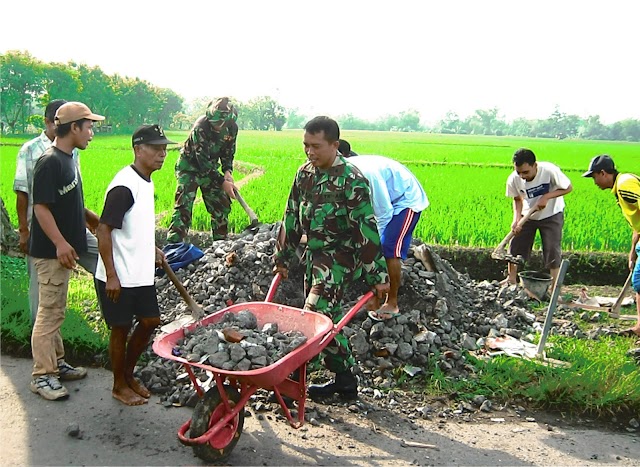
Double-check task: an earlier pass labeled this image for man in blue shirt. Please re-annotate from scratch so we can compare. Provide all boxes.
[341,144,429,320]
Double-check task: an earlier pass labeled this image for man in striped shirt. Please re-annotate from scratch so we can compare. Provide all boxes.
[584,154,640,337]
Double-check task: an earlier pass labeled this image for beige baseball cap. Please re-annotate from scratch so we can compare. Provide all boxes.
[54,102,105,125]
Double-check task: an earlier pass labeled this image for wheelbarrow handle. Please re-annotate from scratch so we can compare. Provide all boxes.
[265,272,282,302]
[317,291,374,349]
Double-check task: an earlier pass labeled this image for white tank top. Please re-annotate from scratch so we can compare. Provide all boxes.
[95,166,156,287]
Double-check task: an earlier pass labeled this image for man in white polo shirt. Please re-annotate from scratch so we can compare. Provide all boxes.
[505,148,573,289]
[95,124,176,406]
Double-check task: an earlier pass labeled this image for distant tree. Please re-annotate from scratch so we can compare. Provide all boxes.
[242,96,286,130]
[509,118,534,136]
[397,109,422,131]
[41,62,81,104]
[154,88,184,128]
[285,109,306,129]
[581,115,607,140]
[438,111,462,134]
[609,119,640,142]
[171,112,192,130]
[375,114,400,131]
[472,108,500,135]
[0,50,45,133]
[338,114,375,130]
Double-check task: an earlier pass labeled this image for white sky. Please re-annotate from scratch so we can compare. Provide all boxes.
[2,0,638,125]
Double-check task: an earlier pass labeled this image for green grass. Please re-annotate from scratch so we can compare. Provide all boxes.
[420,336,640,415]
[0,255,108,356]
[3,131,639,252]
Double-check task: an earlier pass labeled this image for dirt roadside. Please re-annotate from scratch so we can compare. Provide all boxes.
[1,355,638,466]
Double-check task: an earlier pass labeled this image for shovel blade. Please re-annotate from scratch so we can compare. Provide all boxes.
[160,315,195,334]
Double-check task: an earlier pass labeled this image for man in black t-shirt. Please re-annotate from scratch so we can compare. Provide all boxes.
[29,102,104,401]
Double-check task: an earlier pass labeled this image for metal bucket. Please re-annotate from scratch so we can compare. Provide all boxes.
[518,271,552,300]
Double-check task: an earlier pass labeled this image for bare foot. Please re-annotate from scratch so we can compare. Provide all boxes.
[366,296,380,311]
[112,387,148,406]
[126,377,151,398]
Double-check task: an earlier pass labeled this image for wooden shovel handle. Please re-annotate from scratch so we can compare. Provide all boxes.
[161,258,204,319]
[493,207,538,255]
[610,272,633,315]
[233,187,258,225]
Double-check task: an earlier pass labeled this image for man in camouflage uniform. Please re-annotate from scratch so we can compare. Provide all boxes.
[274,116,390,400]
[167,97,238,243]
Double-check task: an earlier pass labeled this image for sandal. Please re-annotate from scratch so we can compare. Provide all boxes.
[368,310,401,322]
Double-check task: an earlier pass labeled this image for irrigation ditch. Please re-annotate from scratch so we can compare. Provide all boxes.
[155,228,631,286]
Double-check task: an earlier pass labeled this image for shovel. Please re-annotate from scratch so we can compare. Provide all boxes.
[491,206,538,261]
[160,257,205,334]
[233,187,259,231]
[610,271,633,317]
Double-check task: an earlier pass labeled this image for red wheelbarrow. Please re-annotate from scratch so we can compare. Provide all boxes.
[152,273,373,463]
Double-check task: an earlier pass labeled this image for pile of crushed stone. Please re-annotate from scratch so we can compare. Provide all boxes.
[136,222,630,407]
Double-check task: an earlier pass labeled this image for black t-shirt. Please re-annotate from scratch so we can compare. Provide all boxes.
[29,146,88,258]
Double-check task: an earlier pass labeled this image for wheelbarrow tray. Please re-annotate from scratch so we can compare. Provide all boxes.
[153,301,334,389]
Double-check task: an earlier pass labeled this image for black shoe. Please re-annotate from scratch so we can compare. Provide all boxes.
[308,371,358,400]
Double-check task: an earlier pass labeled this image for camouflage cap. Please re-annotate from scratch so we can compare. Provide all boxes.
[206,97,238,125]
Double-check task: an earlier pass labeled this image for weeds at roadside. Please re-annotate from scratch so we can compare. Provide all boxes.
[0,256,109,363]
[414,336,640,415]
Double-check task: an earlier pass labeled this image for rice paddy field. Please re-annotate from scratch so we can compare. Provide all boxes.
[2,130,639,253]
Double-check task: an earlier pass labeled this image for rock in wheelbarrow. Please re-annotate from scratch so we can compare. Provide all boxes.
[223,327,245,343]
[176,309,310,370]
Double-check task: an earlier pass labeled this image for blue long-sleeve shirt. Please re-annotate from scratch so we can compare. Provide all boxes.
[347,155,429,236]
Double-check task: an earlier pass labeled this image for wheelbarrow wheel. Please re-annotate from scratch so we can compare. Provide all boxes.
[190,385,244,464]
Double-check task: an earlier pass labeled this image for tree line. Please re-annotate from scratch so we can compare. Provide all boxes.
[2,51,639,141]
[1,50,182,133]
[434,107,640,142]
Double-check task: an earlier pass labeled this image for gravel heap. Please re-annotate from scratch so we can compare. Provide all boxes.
[135,222,617,407]
[176,309,307,370]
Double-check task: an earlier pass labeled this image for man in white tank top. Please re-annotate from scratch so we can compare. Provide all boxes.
[95,125,177,406]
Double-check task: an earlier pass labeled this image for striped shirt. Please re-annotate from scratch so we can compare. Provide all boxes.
[613,173,640,232]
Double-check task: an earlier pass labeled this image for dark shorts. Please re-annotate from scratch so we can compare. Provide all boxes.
[95,279,160,327]
[381,209,421,260]
[509,211,564,269]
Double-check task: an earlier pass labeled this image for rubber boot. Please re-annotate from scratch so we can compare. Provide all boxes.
[308,370,358,400]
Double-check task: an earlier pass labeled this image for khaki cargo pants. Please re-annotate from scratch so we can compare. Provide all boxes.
[31,258,71,377]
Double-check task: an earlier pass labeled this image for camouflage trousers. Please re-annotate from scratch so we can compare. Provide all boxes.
[304,253,360,374]
[167,166,231,243]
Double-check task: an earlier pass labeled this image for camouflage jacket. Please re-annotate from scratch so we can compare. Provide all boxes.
[275,156,389,286]
[178,116,237,182]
